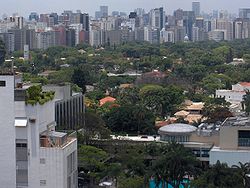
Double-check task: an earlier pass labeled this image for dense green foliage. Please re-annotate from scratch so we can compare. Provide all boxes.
[103,104,156,134]
[26,85,55,105]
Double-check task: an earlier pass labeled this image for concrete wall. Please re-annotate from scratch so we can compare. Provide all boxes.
[190,132,220,146]
[210,147,250,167]
[25,101,55,188]
[43,85,71,100]
[40,139,77,188]
[0,75,16,188]
[216,90,244,103]
[220,125,250,150]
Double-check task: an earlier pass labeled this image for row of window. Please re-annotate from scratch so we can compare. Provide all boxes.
[160,135,189,142]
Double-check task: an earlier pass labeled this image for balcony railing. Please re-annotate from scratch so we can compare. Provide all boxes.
[40,131,76,148]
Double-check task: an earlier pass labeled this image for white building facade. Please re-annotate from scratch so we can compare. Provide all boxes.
[0,75,77,188]
[216,82,250,104]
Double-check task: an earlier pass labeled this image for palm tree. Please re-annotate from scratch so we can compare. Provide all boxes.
[232,162,250,187]
[152,142,200,188]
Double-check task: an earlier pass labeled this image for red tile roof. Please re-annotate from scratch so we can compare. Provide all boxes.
[239,82,250,87]
[99,96,116,106]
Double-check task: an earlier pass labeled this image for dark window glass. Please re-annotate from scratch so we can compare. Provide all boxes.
[238,130,250,147]
[0,81,6,87]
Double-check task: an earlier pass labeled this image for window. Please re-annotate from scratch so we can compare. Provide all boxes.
[16,143,27,148]
[0,81,6,87]
[40,180,46,186]
[40,158,46,164]
[238,130,250,147]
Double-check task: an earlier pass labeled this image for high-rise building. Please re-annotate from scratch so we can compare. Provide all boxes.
[100,6,108,17]
[212,10,219,19]
[8,28,26,51]
[0,75,16,188]
[0,32,15,53]
[0,74,78,188]
[29,12,39,21]
[234,19,243,39]
[239,8,250,19]
[112,11,119,17]
[66,28,76,47]
[150,7,165,30]
[24,45,29,60]
[81,13,89,31]
[183,11,195,41]
[26,29,36,50]
[192,2,200,17]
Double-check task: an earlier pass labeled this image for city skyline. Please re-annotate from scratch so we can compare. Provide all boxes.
[1,0,250,17]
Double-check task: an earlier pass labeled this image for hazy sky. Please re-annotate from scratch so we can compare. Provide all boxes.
[1,0,250,17]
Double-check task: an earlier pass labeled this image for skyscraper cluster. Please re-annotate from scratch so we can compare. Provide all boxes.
[0,10,89,53]
[1,3,250,52]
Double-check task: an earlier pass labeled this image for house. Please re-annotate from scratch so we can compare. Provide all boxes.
[216,82,250,105]
[173,101,204,124]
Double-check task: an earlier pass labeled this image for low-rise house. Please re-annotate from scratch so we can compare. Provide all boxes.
[216,82,250,106]
[173,101,204,124]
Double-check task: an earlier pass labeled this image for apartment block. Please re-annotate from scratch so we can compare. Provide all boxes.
[0,74,77,188]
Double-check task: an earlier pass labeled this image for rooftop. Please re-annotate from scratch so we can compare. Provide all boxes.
[158,123,197,135]
[222,116,250,127]
[239,82,250,87]
[185,102,204,111]
[174,110,190,117]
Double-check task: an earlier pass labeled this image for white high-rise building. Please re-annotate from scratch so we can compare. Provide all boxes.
[0,75,16,188]
[150,7,165,30]
[69,24,83,45]
[0,74,78,188]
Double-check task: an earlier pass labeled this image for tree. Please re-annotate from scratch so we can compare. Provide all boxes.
[103,104,155,134]
[151,142,200,188]
[202,97,232,123]
[78,145,109,185]
[201,74,232,96]
[118,176,144,188]
[0,39,6,65]
[139,85,184,117]
[71,68,87,94]
[118,87,140,105]
[192,161,243,188]
[242,90,250,115]
[232,162,250,187]
[83,111,111,143]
